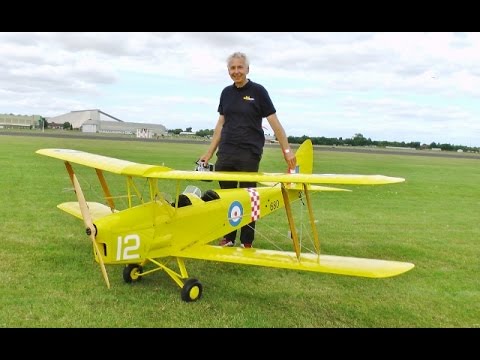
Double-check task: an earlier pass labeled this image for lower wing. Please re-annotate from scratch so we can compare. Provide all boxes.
[57,202,117,221]
[170,246,414,278]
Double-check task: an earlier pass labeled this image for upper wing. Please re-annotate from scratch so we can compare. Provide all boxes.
[170,245,415,278]
[36,148,405,185]
[145,169,404,185]
[36,148,171,176]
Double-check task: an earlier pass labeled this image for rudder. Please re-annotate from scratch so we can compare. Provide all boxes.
[293,139,313,174]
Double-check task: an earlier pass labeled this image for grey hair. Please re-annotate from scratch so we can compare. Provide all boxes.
[227,52,249,67]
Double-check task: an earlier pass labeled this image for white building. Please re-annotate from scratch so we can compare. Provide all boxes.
[47,109,166,136]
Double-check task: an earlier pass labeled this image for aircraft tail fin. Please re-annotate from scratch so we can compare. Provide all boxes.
[286,139,349,192]
[292,139,313,174]
[262,139,348,191]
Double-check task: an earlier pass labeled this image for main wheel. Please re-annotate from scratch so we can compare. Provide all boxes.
[181,278,203,302]
[123,264,143,283]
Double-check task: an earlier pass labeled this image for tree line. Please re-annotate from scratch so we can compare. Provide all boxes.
[188,130,478,153]
[285,133,478,153]
[37,119,478,153]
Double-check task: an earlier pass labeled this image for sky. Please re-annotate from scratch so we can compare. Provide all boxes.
[1,32,480,147]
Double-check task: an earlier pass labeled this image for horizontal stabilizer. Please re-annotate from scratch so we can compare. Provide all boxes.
[58,202,117,221]
[173,246,414,278]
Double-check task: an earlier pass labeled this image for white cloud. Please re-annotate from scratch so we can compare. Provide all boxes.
[1,32,480,146]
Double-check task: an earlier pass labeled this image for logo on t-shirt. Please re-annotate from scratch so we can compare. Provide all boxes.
[243,96,255,101]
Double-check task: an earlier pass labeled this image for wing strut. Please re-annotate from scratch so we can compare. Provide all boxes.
[303,183,321,255]
[64,161,75,184]
[95,169,115,211]
[281,184,300,259]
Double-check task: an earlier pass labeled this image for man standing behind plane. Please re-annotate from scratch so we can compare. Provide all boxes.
[199,51,296,248]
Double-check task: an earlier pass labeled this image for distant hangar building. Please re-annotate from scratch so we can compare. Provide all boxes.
[0,113,42,128]
[48,109,167,137]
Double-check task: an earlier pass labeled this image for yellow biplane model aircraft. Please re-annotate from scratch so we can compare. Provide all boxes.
[37,139,414,302]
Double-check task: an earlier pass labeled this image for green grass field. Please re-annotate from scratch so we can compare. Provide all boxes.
[1,134,479,328]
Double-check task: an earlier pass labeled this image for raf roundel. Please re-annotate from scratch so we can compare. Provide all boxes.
[228,201,243,227]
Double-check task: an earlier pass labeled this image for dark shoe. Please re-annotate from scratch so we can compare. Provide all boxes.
[240,243,252,248]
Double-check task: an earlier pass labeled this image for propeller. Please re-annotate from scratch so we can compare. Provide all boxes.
[72,174,111,289]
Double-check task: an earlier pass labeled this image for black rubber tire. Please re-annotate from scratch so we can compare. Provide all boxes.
[123,264,143,283]
[181,278,203,302]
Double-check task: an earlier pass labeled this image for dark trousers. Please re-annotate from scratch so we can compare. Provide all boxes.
[215,152,261,245]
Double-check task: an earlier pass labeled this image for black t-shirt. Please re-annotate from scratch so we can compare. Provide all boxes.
[217,79,276,157]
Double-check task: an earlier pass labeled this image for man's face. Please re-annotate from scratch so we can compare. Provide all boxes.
[228,58,249,86]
